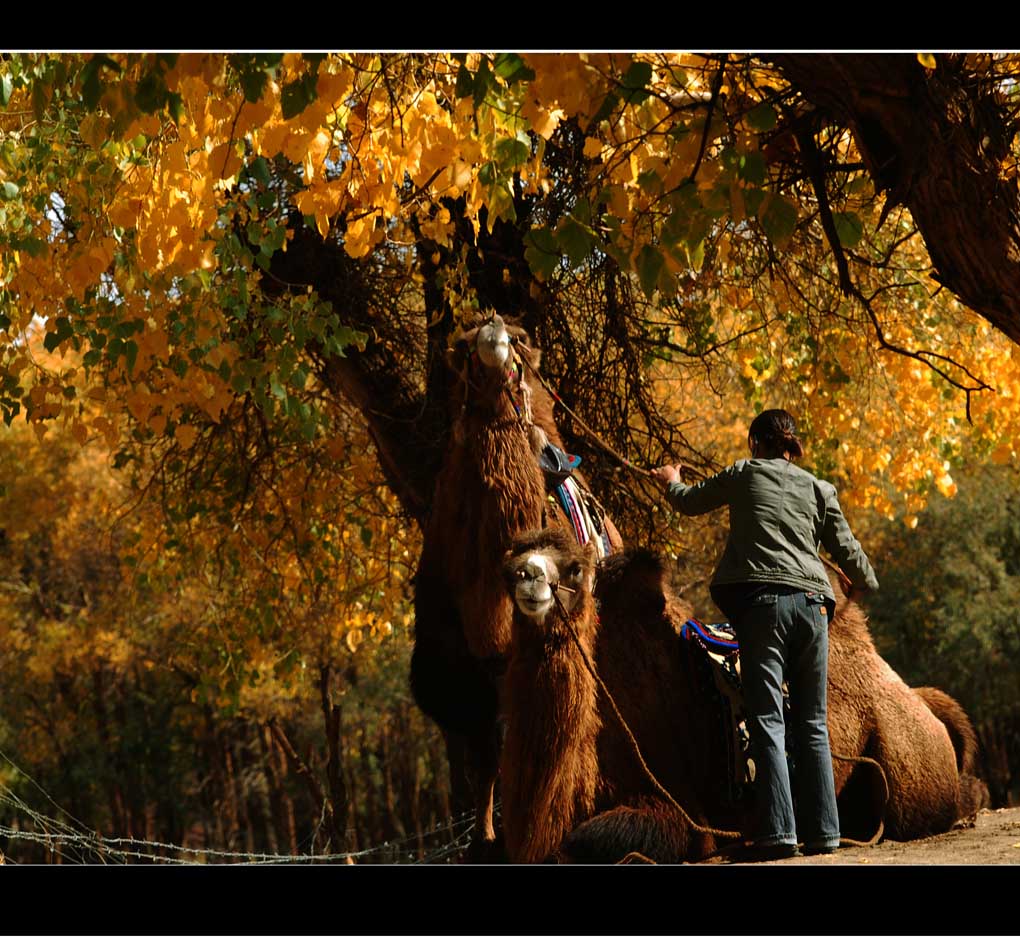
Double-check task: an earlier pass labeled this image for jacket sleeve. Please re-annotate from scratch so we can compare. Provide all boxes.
[666,464,737,516]
[819,485,880,591]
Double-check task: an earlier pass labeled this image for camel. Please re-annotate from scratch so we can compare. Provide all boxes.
[410,314,622,857]
[500,527,987,863]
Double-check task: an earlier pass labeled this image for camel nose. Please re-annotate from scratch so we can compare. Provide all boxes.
[476,321,510,368]
[517,555,557,608]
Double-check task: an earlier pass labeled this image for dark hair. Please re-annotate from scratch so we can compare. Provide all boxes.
[748,408,804,460]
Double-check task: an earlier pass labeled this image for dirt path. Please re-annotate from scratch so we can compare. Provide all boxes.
[719,806,1020,865]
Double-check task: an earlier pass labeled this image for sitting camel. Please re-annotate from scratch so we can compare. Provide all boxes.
[411,314,622,857]
[500,527,987,863]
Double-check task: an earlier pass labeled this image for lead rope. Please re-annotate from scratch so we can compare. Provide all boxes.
[550,589,889,860]
[550,590,744,846]
[514,342,706,483]
[830,752,888,848]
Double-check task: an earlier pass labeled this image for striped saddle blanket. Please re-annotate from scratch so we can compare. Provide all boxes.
[540,443,614,559]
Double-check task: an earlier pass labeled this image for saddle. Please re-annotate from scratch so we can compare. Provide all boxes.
[539,443,614,559]
[680,618,796,806]
[680,619,751,804]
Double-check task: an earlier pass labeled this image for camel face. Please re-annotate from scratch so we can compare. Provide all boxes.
[476,316,511,370]
[507,543,589,625]
[513,553,558,622]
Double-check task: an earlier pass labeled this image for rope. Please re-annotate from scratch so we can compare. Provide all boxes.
[549,592,890,861]
[514,341,705,483]
[551,591,744,845]
[830,751,889,848]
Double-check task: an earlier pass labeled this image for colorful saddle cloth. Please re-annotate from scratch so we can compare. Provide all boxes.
[540,444,614,559]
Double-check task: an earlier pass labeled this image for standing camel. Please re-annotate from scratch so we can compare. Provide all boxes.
[500,527,986,863]
[410,314,621,858]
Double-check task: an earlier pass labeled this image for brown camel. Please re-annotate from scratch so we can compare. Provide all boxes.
[499,527,986,863]
[410,314,621,856]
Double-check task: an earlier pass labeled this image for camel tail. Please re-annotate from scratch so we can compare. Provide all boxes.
[913,686,979,776]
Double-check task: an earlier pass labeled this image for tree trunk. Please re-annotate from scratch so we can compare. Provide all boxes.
[769,53,1020,345]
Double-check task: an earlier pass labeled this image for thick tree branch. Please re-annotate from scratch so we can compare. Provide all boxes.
[769,52,1020,346]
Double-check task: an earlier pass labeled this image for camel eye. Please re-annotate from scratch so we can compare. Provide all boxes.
[567,563,581,580]
[515,568,527,580]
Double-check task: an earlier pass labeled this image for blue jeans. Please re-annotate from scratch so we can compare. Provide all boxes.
[731,586,840,849]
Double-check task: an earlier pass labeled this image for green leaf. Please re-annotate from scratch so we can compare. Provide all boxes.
[455,63,474,99]
[758,193,798,247]
[524,227,560,281]
[0,181,18,200]
[588,90,619,129]
[833,211,863,248]
[746,103,777,132]
[635,244,664,298]
[0,74,12,108]
[250,156,271,187]
[493,53,535,85]
[556,218,595,268]
[135,70,167,114]
[80,54,120,111]
[737,151,766,186]
[43,317,74,352]
[240,68,269,104]
[636,168,662,195]
[494,134,530,170]
[472,58,494,109]
[620,60,652,104]
[281,73,318,120]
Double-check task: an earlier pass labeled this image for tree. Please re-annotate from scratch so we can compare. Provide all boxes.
[866,461,1020,806]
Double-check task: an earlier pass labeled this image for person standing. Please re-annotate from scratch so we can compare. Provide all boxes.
[652,409,879,861]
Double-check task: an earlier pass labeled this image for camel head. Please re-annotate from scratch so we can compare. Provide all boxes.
[448,314,542,425]
[503,528,596,627]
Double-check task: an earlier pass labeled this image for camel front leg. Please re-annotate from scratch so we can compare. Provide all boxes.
[465,722,502,859]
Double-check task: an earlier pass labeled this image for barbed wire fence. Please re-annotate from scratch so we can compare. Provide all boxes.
[0,748,481,865]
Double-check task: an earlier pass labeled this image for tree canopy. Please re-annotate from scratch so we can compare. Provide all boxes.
[3,52,1020,535]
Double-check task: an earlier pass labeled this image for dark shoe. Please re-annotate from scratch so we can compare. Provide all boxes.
[803,843,839,856]
[736,842,802,862]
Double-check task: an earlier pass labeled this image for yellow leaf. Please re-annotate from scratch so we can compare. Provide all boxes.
[175,424,198,449]
[208,140,242,181]
[917,53,937,70]
[315,212,330,239]
[582,136,602,159]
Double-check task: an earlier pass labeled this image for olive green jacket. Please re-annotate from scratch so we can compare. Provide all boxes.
[666,457,878,600]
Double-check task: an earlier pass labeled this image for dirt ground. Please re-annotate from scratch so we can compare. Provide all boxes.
[717,805,1020,865]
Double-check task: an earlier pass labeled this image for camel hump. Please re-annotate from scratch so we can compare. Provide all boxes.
[595,549,669,617]
[913,686,980,776]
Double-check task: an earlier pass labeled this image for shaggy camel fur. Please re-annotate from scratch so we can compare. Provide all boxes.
[411,315,621,855]
[500,528,986,863]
